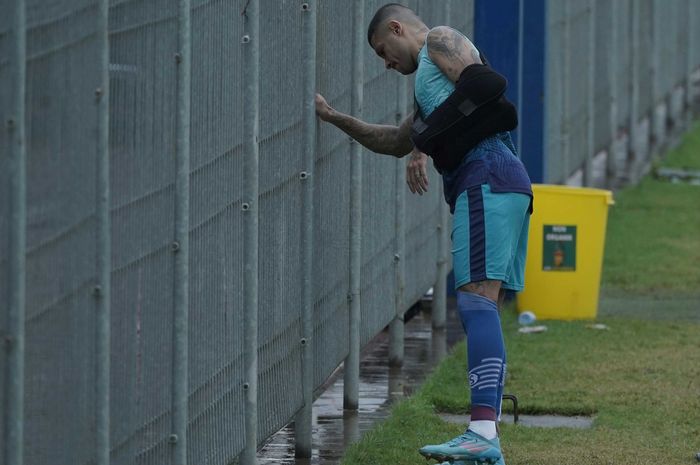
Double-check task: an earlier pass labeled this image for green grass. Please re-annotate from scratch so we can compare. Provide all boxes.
[658,122,700,170]
[340,125,700,465]
[602,124,700,295]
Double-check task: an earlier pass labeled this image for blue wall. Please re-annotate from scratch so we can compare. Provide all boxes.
[474,0,545,184]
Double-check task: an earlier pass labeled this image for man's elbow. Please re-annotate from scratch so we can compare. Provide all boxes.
[391,146,412,158]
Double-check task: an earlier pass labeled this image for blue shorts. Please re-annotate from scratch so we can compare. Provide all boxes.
[452,183,531,291]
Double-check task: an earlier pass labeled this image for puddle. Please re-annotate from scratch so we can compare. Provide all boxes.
[257,300,465,465]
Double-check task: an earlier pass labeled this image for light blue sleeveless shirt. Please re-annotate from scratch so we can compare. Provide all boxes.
[414,43,454,118]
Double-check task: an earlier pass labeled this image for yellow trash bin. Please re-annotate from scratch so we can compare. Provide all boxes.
[516,184,614,320]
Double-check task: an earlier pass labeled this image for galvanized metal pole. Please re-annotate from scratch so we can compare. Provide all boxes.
[607,0,619,188]
[561,1,571,183]
[344,0,364,411]
[95,0,111,463]
[650,0,662,154]
[242,0,260,462]
[432,204,448,330]
[583,0,595,186]
[629,0,641,182]
[295,0,316,458]
[171,0,190,463]
[432,0,450,331]
[686,0,695,125]
[5,1,26,465]
[389,75,407,367]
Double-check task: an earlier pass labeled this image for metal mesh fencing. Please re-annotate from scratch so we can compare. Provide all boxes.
[108,0,180,463]
[255,0,307,444]
[186,1,246,463]
[544,0,700,185]
[18,1,103,464]
[312,0,355,392]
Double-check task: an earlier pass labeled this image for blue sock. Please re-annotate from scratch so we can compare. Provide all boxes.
[457,291,505,419]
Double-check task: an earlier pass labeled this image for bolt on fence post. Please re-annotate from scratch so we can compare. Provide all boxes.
[5,1,26,465]
[171,0,191,464]
[344,0,364,412]
[242,0,260,463]
[95,0,111,463]
[583,0,595,186]
[295,0,316,458]
[389,74,407,367]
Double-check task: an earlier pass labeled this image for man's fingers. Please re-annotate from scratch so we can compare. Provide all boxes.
[407,170,423,195]
[419,171,429,191]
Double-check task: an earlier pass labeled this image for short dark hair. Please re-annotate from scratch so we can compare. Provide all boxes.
[367,3,417,46]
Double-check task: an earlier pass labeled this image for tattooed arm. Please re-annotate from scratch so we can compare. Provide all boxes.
[314,93,414,157]
[426,26,482,83]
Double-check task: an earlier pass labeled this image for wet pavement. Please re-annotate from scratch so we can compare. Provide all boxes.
[257,298,465,465]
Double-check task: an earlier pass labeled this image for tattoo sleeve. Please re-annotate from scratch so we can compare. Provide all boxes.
[426,26,480,82]
[326,111,414,157]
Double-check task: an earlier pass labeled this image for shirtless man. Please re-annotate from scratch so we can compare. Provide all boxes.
[315,4,532,464]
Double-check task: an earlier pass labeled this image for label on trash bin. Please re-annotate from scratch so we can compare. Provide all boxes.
[542,225,576,271]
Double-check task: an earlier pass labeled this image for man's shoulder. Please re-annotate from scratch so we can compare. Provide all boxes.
[426,26,462,44]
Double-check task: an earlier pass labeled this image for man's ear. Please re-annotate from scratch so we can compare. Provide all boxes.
[387,20,402,36]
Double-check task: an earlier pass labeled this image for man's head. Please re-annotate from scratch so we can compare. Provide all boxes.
[367,3,428,75]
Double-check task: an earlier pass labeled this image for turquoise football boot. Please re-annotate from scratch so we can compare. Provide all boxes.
[419,430,502,463]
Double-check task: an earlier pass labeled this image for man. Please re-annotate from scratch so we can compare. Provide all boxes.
[315,4,532,464]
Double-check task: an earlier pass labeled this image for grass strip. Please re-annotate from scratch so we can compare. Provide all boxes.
[602,124,700,294]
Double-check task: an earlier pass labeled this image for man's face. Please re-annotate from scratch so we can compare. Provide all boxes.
[370,21,417,75]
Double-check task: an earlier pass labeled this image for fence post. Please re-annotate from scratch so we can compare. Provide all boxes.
[95,0,111,463]
[606,0,619,188]
[344,0,364,412]
[389,75,407,367]
[5,1,26,465]
[686,0,695,125]
[295,0,317,458]
[432,204,448,330]
[171,0,191,464]
[583,0,595,186]
[629,0,641,183]
[242,0,260,463]
[561,1,571,183]
[650,0,662,154]
[431,0,452,331]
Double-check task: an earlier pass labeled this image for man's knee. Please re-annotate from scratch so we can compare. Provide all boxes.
[458,279,501,302]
